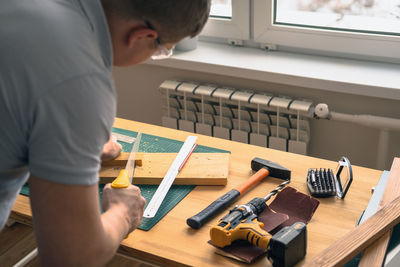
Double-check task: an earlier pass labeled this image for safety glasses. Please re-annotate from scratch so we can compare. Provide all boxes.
[145,21,174,60]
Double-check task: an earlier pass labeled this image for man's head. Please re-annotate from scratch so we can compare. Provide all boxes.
[101,0,211,66]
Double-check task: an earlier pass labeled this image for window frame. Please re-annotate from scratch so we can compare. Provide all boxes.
[253,0,400,62]
[200,0,250,40]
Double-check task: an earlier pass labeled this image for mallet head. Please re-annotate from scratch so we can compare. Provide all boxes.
[251,157,291,180]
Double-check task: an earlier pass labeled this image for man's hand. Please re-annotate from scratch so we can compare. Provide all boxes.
[102,184,146,233]
[29,176,144,266]
[101,135,122,162]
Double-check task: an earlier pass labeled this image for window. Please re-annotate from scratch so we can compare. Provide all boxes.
[254,0,400,62]
[200,0,250,40]
[275,0,400,35]
[210,0,232,18]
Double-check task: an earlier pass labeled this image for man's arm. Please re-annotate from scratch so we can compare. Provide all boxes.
[29,175,145,266]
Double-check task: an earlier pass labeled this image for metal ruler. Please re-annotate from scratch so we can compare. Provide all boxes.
[112,132,136,144]
[143,135,198,218]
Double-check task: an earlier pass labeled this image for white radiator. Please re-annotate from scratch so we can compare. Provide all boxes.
[159,80,313,155]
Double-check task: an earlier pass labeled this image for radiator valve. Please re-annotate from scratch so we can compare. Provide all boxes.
[314,103,331,119]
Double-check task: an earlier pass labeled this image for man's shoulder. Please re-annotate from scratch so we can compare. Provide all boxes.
[0,0,110,86]
[1,0,92,46]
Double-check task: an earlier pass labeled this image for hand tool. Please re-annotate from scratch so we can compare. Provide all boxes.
[210,180,307,267]
[187,157,291,229]
[143,135,197,218]
[111,132,142,189]
[306,156,353,199]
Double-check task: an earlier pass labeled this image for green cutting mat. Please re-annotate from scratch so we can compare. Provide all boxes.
[20,127,229,231]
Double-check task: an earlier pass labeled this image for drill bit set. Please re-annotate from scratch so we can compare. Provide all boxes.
[306,156,353,199]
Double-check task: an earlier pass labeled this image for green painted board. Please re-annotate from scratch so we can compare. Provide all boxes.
[20,127,230,231]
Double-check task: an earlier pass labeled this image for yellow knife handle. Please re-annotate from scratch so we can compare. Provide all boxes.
[111,169,130,189]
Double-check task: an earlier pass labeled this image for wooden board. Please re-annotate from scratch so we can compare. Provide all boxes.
[307,194,400,267]
[308,158,400,267]
[100,152,229,185]
[359,158,400,266]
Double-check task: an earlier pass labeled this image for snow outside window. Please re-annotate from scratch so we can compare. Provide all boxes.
[254,0,400,62]
[201,0,250,40]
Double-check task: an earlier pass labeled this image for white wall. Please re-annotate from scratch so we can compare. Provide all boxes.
[112,64,400,171]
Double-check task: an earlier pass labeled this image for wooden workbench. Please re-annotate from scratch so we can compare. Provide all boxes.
[10,118,383,266]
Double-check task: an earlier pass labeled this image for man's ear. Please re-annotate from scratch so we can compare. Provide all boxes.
[126,27,158,48]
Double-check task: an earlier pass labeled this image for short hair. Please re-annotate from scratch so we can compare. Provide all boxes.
[101,0,211,44]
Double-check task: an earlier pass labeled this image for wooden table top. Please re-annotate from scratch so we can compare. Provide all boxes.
[11,118,383,266]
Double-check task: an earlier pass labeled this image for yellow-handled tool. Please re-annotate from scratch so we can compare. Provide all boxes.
[111,132,142,189]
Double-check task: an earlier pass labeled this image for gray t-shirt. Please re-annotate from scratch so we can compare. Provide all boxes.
[0,0,115,229]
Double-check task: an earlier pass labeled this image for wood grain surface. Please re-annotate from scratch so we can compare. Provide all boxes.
[358,158,400,267]
[100,152,229,185]
[10,118,384,267]
[306,192,400,267]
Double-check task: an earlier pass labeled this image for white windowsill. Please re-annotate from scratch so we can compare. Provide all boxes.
[145,41,400,101]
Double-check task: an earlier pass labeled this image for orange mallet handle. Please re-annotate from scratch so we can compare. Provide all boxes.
[236,168,270,194]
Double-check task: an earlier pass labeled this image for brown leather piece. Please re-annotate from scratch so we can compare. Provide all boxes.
[212,187,320,263]
[269,187,320,234]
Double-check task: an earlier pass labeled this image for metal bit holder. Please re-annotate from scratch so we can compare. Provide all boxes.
[306,156,353,199]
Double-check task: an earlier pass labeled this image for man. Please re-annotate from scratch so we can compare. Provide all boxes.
[0,0,210,265]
